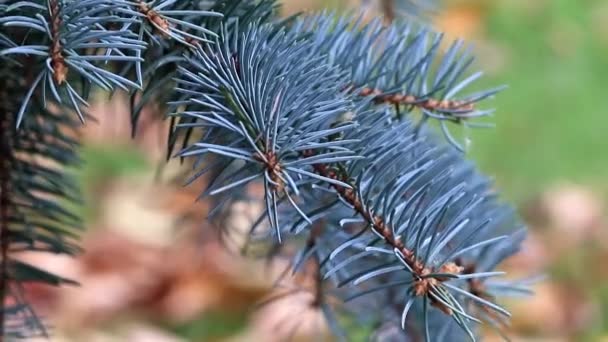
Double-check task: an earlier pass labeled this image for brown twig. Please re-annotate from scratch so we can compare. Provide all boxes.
[307,223,324,308]
[456,259,510,333]
[380,0,396,24]
[136,4,202,49]
[357,86,475,113]
[49,0,68,85]
[137,0,171,38]
[255,151,285,194]
[302,150,463,313]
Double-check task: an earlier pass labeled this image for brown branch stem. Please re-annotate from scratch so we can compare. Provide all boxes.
[380,0,396,24]
[307,223,324,308]
[49,0,68,85]
[301,150,462,309]
[137,0,171,38]
[357,86,475,114]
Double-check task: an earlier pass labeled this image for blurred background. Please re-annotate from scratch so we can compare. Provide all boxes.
[24,0,608,341]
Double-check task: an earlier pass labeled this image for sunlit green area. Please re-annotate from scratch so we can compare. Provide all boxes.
[469,0,608,201]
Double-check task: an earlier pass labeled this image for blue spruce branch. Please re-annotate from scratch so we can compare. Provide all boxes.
[0,1,532,340]
[173,14,529,340]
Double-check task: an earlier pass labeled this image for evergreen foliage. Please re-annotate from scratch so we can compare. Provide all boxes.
[0,0,531,340]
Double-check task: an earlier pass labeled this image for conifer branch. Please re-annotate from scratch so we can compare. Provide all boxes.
[293,14,504,150]
[0,2,531,340]
[301,148,479,317]
[304,150,453,276]
[136,0,171,38]
[0,27,83,338]
[356,86,475,117]
[169,12,532,339]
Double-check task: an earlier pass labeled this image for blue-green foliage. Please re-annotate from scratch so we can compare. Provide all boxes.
[0,0,530,340]
[173,23,357,242]
[0,39,81,338]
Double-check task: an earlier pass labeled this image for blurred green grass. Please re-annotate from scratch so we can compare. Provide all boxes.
[167,310,248,341]
[469,0,608,202]
[76,144,149,220]
[471,1,608,339]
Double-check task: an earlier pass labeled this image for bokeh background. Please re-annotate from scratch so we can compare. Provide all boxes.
[23,0,608,341]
